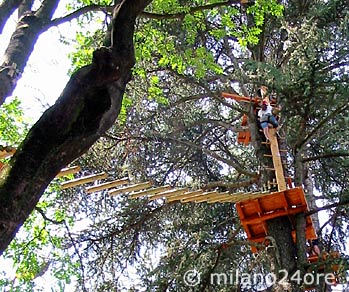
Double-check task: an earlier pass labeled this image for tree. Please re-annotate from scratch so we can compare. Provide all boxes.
[1,0,349,291]
[0,0,152,254]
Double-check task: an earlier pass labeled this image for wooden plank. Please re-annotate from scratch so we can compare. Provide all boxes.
[269,128,287,191]
[213,193,247,203]
[241,206,306,225]
[166,189,204,202]
[207,193,236,203]
[86,177,129,193]
[181,191,218,203]
[109,182,152,196]
[149,188,188,201]
[56,166,81,178]
[61,172,108,189]
[195,191,229,203]
[129,185,172,199]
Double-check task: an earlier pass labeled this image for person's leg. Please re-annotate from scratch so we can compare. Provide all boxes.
[261,122,270,140]
[269,115,278,128]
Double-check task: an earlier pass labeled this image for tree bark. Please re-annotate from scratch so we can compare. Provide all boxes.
[0,0,60,106]
[0,0,152,255]
[0,0,22,33]
[267,216,297,273]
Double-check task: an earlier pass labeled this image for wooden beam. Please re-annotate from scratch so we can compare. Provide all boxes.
[240,206,307,225]
[61,172,108,189]
[166,189,204,202]
[222,92,259,103]
[129,185,172,199]
[86,177,129,193]
[56,166,81,178]
[194,191,229,203]
[109,182,152,196]
[269,128,287,191]
[148,188,188,201]
[181,191,218,203]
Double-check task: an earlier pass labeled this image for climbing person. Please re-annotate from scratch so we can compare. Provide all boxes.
[257,100,279,141]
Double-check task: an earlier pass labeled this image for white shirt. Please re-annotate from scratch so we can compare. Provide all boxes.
[258,105,273,121]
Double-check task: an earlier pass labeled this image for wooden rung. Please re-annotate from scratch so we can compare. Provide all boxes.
[263,154,273,157]
[279,149,288,152]
[261,141,270,144]
[148,188,188,201]
[86,177,129,193]
[109,182,152,196]
[61,172,108,189]
[198,191,230,203]
[216,192,246,203]
[264,167,275,171]
[181,191,218,203]
[56,166,81,178]
[194,191,223,203]
[207,193,234,203]
[130,185,171,199]
[166,189,204,202]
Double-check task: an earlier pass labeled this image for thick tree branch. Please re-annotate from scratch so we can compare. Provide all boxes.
[141,0,240,20]
[49,4,113,28]
[0,0,22,33]
[0,0,152,255]
[302,151,349,162]
[204,177,260,190]
[305,196,349,217]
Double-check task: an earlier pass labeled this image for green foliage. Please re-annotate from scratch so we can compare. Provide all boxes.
[68,31,99,74]
[0,97,29,146]
[0,183,80,291]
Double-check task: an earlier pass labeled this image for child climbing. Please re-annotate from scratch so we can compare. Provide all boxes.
[257,100,279,141]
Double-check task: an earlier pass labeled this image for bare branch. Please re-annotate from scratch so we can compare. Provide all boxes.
[305,197,349,217]
[301,101,349,147]
[140,0,240,20]
[49,4,112,28]
[302,151,349,162]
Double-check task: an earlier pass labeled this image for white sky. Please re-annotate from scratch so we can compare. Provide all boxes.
[0,11,73,122]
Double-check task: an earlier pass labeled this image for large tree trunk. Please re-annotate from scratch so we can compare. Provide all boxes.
[0,0,152,255]
[267,216,297,272]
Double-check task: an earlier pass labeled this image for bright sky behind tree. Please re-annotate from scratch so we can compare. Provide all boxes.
[0,11,73,122]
